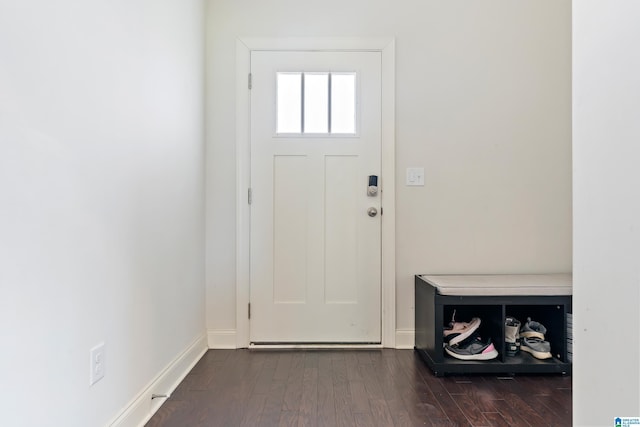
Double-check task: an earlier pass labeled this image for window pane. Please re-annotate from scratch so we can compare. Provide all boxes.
[277,73,302,133]
[331,73,356,134]
[304,73,329,133]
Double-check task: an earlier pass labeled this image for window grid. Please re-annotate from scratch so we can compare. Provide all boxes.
[328,73,332,133]
[276,72,356,135]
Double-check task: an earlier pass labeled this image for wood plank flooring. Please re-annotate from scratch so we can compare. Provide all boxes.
[145,349,571,427]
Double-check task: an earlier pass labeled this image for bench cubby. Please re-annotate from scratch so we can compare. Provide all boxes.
[414,274,572,377]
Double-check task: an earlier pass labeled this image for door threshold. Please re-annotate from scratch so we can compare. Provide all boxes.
[249,343,383,350]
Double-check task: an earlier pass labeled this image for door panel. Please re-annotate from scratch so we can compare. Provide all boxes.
[324,155,358,304]
[250,51,381,343]
[273,155,307,303]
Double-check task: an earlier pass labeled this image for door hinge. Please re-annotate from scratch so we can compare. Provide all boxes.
[381,207,383,215]
[248,303,251,319]
[248,73,252,90]
[248,188,252,204]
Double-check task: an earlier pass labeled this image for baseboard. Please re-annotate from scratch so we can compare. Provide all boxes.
[395,329,415,349]
[108,334,208,427]
[207,329,237,349]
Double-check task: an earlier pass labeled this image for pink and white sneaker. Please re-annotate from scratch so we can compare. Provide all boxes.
[443,310,481,346]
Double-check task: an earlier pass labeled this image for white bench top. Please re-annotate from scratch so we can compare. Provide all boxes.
[419,273,572,296]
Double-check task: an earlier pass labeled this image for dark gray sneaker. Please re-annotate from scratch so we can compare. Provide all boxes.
[521,337,552,359]
[444,333,499,361]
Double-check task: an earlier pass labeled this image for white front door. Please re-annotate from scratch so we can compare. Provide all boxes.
[249,50,382,343]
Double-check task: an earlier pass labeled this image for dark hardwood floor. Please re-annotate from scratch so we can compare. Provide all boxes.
[146,349,571,427]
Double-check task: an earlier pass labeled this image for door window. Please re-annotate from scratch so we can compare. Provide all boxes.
[276,72,356,135]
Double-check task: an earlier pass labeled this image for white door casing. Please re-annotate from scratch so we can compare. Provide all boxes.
[235,37,395,348]
[250,51,381,343]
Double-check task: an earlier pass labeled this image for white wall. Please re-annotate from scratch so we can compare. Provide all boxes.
[573,1,640,424]
[0,1,205,425]
[206,1,572,343]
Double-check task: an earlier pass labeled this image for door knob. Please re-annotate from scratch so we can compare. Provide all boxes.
[367,207,378,217]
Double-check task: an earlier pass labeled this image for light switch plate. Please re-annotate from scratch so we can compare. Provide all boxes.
[406,167,425,186]
[90,342,106,386]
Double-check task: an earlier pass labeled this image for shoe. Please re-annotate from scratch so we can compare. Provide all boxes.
[520,317,547,340]
[443,310,481,346]
[521,337,552,359]
[444,333,499,361]
[505,316,521,356]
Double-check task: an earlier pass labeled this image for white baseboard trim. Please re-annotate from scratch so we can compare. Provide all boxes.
[207,329,237,349]
[108,334,208,427]
[395,329,415,349]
